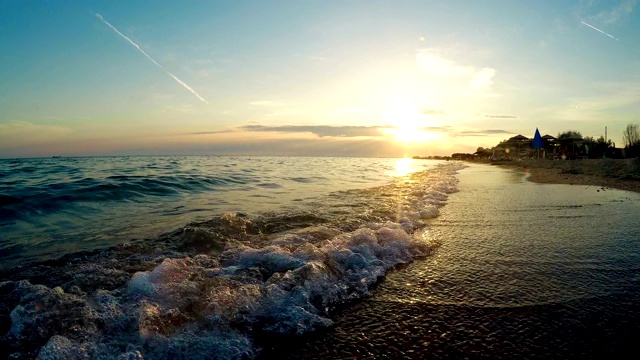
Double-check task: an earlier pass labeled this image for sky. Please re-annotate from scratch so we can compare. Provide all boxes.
[1,0,639,158]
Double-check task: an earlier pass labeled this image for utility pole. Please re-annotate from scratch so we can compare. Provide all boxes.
[604,126,608,159]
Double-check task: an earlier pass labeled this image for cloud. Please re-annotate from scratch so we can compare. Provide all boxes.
[419,126,512,137]
[189,123,513,140]
[415,50,496,92]
[468,68,496,91]
[540,78,640,122]
[484,114,518,119]
[239,125,387,138]
[454,129,513,137]
[590,0,637,24]
[190,130,234,135]
[175,137,410,158]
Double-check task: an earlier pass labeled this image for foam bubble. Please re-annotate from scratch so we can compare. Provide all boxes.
[38,335,75,359]
[128,272,155,298]
[3,162,466,358]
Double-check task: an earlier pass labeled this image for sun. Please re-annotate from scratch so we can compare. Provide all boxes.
[382,101,442,143]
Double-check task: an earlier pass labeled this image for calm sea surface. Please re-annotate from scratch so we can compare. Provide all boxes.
[1,159,639,359]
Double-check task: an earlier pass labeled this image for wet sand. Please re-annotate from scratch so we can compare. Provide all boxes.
[262,164,640,359]
[484,158,640,193]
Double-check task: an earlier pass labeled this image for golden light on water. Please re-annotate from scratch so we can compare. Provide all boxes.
[389,158,416,177]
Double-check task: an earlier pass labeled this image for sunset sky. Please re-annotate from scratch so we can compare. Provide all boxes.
[1,0,639,158]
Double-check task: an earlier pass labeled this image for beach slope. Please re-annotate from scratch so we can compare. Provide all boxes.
[489,158,640,193]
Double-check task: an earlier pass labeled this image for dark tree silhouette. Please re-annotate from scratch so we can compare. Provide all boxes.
[622,124,640,148]
[557,130,582,140]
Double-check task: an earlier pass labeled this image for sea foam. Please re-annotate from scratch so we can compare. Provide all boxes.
[0,162,465,359]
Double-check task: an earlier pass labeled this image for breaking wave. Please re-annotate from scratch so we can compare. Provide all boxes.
[0,162,465,359]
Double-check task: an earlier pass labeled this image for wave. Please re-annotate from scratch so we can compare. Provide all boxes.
[0,162,465,359]
[0,174,242,221]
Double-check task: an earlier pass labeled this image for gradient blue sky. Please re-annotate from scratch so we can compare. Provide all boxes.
[1,0,639,158]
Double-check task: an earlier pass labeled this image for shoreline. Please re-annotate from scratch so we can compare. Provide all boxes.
[470,158,640,193]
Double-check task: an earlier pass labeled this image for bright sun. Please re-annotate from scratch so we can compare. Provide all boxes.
[383,101,441,143]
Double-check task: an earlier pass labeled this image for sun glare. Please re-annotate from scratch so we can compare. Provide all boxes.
[383,101,442,143]
[390,158,416,177]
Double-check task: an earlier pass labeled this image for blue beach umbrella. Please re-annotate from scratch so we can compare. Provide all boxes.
[532,128,544,149]
[532,128,544,159]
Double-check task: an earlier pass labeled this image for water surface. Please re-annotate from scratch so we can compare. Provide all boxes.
[1,157,458,359]
[264,164,640,359]
[0,156,436,268]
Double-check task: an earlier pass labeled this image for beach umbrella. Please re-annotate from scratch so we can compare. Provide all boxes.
[532,128,544,159]
[532,128,544,148]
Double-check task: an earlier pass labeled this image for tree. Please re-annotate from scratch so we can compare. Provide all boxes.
[596,136,613,149]
[557,130,582,140]
[583,136,614,158]
[475,147,492,159]
[622,124,640,148]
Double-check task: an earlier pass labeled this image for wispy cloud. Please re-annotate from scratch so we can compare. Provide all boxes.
[219,124,511,138]
[531,78,640,130]
[455,129,513,137]
[590,0,637,24]
[415,50,497,93]
[484,114,518,119]
[240,125,388,138]
[580,21,620,41]
[189,124,513,139]
[96,13,208,104]
[468,68,496,91]
[421,126,512,137]
[185,137,404,158]
[190,130,233,135]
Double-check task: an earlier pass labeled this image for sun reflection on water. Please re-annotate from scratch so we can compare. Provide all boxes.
[388,158,417,177]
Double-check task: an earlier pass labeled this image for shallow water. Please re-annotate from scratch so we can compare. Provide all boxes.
[0,157,460,359]
[263,164,640,359]
[3,161,638,359]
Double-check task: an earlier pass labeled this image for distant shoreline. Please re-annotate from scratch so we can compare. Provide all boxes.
[472,158,640,193]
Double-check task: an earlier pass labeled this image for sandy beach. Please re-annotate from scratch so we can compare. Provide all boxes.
[482,158,640,193]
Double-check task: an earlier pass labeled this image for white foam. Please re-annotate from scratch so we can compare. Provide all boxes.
[9,162,466,359]
[38,335,75,359]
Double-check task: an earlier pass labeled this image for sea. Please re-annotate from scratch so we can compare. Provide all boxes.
[1,156,639,359]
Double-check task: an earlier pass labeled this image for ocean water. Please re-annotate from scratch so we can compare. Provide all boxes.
[263,164,640,359]
[0,156,457,359]
[0,156,438,269]
[1,159,639,359]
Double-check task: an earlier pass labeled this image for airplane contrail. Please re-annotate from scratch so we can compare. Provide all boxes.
[96,13,209,104]
[580,21,620,42]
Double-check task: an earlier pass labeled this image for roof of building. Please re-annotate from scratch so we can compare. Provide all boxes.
[508,134,529,141]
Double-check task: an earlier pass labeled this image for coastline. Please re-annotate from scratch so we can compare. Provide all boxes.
[475,158,640,193]
[264,163,640,359]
